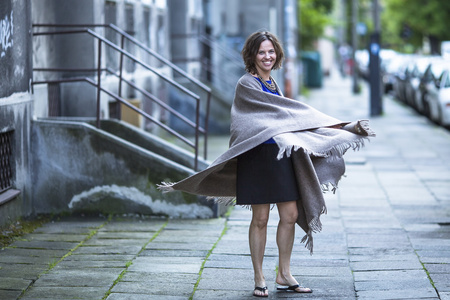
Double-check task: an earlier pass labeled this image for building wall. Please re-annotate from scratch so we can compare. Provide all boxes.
[0,1,32,97]
[205,0,299,97]
[32,0,171,129]
[0,1,33,227]
[1,0,173,227]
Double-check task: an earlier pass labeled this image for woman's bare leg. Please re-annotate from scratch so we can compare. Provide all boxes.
[249,204,270,296]
[275,201,311,292]
[275,201,297,283]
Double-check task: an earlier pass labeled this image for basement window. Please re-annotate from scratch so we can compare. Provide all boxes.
[0,130,20,205]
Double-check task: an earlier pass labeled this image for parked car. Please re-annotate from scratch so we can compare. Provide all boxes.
[423,60,450,126]
[403,56,438,112]
[392,54,416,103]
[380,50,400,94]
[412,56,442,114]
[355,49,369,80]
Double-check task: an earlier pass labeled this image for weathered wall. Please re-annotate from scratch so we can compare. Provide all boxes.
[0,1,33,227]
[0,1,32,98]
[31,120,215,218]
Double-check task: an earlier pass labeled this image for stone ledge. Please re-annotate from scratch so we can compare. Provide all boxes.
[0,189,20,206]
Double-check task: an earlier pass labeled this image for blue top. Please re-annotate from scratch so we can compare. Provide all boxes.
[255,77,280,95]
[254,77,279,144]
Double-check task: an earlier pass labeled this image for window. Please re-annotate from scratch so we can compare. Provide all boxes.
[0,130,20,205]
[444,72,450,88]
[0,130,13,194]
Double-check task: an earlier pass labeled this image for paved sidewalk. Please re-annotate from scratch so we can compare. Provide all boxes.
[1,72,450,299]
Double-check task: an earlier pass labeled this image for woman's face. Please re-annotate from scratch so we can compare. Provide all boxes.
[254,39,276,78]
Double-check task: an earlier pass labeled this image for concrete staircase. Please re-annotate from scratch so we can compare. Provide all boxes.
[30,118,225,219]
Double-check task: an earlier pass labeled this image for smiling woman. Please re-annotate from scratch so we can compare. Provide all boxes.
[158,30,375,298]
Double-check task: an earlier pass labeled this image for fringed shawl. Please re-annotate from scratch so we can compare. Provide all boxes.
[159,73,375,253]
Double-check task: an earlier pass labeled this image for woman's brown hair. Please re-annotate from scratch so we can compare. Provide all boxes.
[241,30,285,74]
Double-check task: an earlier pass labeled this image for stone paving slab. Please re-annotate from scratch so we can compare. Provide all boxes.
[127,261,201,274]
[197,268,263,291]
[0,247,69,258]
[111,281,195,297]
[0,264,47,279]
[0,252,53,264]
[107,294,186,300]
[295,276,356,298]
[440,293,450,300]
[145,242,213,251]
[120,271,198,284]
[0,290,22,299]
[75,245,143,255]
[66,253,135,261]
[97,222,165,232]
[350,260,424,271]
[353,269,429,282]
[55,259,127,269]
[20,286,109,300]
[0,277,33,290]
[32,221,106,234]
[82,238,150,246]
[354,278,432,291]
[9,240,80,250]
[356,289,438,300]
[21,233,88,242]
[36,269,122,287]
[92,231,157,239]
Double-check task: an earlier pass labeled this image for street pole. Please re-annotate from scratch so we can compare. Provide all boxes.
[351,0,359,94]
[369,0,382,115]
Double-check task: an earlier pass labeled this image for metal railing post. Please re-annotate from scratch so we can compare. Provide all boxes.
[194,98,200,171]
[96,39,102,129]
[204,92,211,160]
[118,35,125,98]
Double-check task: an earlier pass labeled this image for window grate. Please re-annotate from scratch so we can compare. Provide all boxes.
[0,130,14,193]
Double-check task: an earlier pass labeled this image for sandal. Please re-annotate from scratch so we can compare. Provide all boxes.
[253,286,268,297]
[277,284,312,293]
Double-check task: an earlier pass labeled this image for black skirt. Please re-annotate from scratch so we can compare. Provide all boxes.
[236,143,301,205]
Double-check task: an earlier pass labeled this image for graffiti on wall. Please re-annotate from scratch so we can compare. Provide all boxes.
[0,11,13,58]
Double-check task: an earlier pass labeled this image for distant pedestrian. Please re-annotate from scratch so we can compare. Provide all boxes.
[159,30,375,298]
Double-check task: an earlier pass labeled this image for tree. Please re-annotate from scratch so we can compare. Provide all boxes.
[298,0,334,50]
[382,0,450,53]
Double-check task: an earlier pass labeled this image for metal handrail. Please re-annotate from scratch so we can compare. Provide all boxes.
[32,77,196,147]
[32,27,205,170]
[34,67,206,135]
[33,23,212,160]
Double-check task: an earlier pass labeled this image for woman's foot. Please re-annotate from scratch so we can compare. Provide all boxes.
[276,274,312,293]
[277,284,312,293]
[253,286,268,297]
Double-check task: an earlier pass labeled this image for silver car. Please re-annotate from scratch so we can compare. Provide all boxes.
[424,60,450,126]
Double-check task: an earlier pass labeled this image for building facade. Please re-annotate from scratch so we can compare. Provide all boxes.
[0,1,33,225]
[0,0,300,227]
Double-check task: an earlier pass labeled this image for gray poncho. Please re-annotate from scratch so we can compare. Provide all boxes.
[159,73,375,253]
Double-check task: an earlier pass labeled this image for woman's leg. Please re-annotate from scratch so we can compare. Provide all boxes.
[275,201,297,283]
[275,201,311,292]
[249,203,270,296]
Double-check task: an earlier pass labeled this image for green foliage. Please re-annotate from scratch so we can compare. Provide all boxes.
[298,0,334,50]
[341,0,372,49]
[382,0,450,52]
